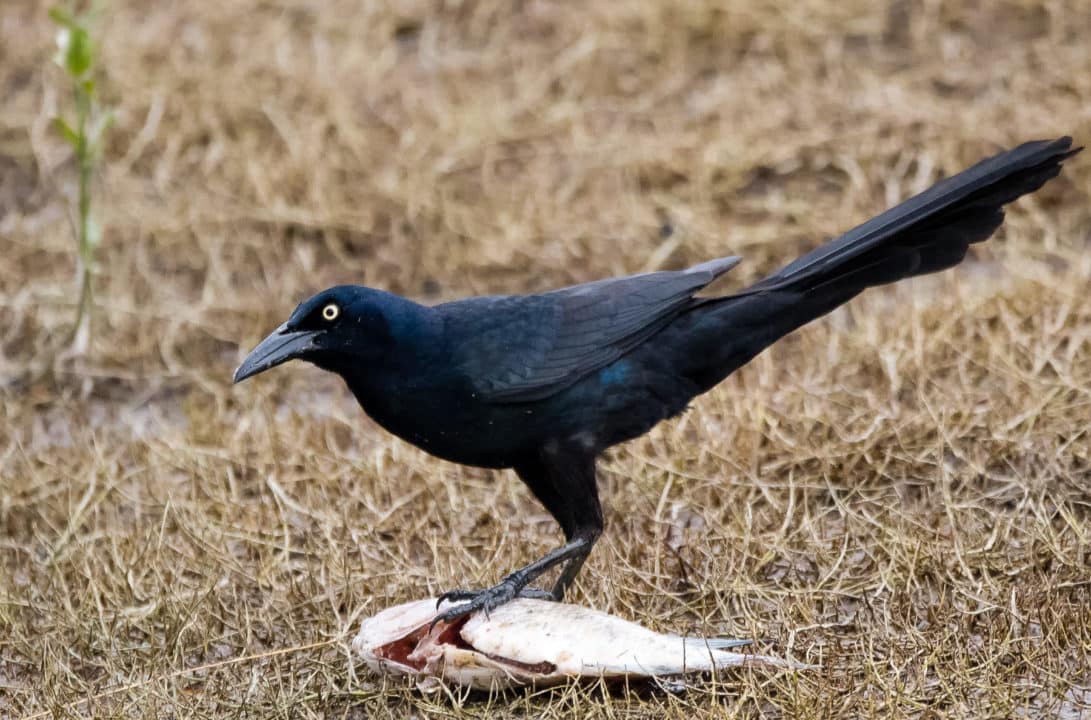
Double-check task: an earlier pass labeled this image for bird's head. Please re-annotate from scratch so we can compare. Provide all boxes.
[233,285,410,383]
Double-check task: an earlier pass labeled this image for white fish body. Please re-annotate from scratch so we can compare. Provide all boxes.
[352,597,807,692]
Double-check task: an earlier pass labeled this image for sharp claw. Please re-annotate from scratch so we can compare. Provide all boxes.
[432,579,534,627]
[429,601,470,632]
[436,589,475,609]
[436,587,492,612]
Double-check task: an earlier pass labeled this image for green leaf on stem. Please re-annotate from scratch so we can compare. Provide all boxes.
[53,117,80,147]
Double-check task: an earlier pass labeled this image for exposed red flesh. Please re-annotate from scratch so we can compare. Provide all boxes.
[373,615,556,675]
[374,625,429,670]
[374,616,473,670]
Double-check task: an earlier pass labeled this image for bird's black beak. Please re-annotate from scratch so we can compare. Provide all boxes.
[233,323,319,383]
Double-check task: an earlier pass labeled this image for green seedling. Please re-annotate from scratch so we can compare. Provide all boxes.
[50,3,112,353]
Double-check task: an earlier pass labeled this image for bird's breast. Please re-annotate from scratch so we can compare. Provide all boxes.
[344,373,546,469]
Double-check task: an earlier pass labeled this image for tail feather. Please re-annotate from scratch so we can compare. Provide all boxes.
[756,137,1078,292]
[674,137,1080,393]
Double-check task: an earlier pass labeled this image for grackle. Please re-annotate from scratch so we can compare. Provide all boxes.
[235,137,1079,624]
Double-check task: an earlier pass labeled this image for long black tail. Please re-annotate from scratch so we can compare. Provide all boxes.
[675,137,1080,393]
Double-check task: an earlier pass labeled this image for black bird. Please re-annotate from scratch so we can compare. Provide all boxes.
[235,137,1079,623]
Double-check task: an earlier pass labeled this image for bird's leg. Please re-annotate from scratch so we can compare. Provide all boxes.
[435,534,595,623]
[435,449,603,623]
[550,547,591,601]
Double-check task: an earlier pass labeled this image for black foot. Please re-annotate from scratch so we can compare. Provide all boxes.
[434,582,555,625]
[437,586,553,607]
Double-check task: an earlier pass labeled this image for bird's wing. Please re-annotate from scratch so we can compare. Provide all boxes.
[440,257,741,403]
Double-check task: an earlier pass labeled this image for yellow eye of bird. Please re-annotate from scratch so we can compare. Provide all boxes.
[322,303,339,321]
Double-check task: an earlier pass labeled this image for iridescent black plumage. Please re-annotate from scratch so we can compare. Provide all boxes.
[236,137,1079,622]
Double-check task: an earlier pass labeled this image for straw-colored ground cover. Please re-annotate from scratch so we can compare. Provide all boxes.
[2,1,1090,717]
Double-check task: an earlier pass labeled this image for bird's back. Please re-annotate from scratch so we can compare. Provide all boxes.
[435,257,741,403]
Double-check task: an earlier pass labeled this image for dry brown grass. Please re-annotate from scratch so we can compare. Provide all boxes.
[3,0,1091,717]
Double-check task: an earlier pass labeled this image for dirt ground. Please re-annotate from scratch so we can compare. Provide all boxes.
[2,0,1090,717]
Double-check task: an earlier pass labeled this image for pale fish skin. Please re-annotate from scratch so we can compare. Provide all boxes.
[352,597,810,692]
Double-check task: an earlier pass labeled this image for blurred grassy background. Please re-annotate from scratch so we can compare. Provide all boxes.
[2,0,1090,717]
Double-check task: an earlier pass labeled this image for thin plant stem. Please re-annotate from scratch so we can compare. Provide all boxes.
[72,73,94,350]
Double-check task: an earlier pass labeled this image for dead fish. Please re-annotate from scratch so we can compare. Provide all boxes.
[352,597,810,692]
